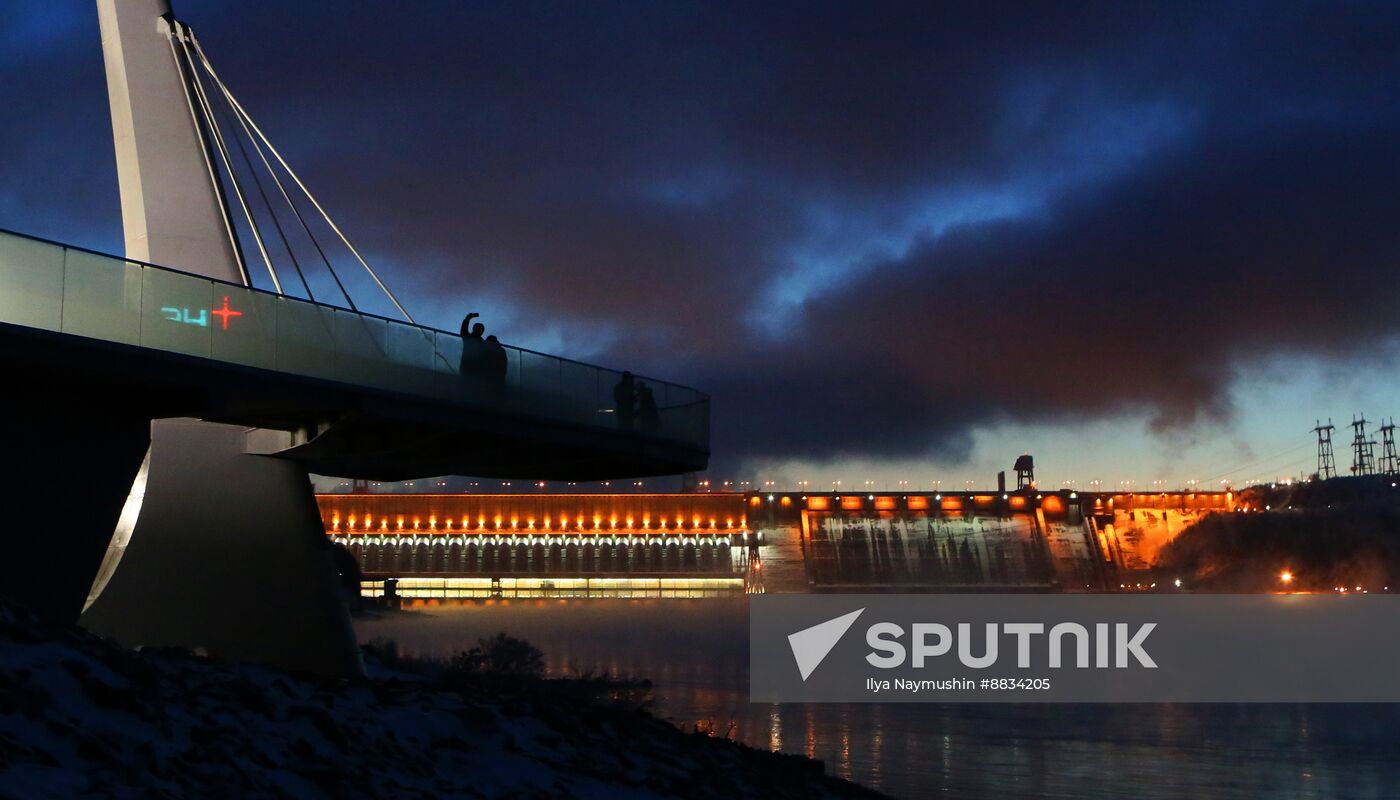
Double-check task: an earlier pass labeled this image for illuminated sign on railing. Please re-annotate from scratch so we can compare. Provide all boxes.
[211,296,242,330]
[160,295,243,330]
[160,307,207,327]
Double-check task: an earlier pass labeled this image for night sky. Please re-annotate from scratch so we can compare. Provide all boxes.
[4,1,1400,488]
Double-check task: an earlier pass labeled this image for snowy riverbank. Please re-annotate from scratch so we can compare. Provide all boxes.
[0,604,882,799]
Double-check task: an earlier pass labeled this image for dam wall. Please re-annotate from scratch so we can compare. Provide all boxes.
[316,490,1234,594]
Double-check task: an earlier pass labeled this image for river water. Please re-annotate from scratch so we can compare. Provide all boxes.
[355,598,1400,799]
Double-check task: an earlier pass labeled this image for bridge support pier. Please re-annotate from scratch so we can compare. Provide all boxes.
[81,420,363,677]
[0,401,150,625]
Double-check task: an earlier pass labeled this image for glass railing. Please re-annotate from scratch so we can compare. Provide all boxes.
[0,230,709,451]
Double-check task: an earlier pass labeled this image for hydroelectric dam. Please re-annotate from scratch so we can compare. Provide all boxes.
[318,487,1236,598]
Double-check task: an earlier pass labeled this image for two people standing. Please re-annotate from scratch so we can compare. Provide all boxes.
[460,312,507,381]
[614,371,659,433]
[461,314,659,434]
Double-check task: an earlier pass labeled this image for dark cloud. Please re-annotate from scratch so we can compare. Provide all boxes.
[703,120,1400,461]
[5,1,1400,472]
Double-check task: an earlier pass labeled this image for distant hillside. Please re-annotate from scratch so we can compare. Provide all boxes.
[1154,481,1400,592]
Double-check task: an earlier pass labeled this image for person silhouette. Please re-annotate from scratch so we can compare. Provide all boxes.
[484,334,508,382]
[459,316,487,377]
[613,372,637,430]
[636,381,659,434]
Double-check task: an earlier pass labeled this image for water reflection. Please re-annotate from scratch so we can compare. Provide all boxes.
[357,599,1400,799]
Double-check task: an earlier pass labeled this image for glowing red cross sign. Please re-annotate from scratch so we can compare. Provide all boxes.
[211,295,243,330]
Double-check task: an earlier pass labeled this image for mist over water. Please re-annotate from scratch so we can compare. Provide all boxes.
[357,599,1400,799]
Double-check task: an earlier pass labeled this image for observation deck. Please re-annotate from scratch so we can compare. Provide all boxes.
[0,230,709,480]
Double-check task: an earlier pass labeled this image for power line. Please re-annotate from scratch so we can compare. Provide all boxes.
[1199,439,1314,485]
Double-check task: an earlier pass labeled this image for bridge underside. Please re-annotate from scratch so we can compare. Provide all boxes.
[265,414,700,482]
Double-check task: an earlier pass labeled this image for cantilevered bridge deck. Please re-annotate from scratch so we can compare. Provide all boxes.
[0,230,708,479]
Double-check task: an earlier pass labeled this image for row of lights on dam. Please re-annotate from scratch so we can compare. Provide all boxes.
[342,477,1273,493]
[332,514,744,532]
[700,478,1235,491]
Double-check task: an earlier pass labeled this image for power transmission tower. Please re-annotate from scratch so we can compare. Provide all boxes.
[1380,417,1399,476]
[1312,419,1337,480]
[1350,414,1376,476]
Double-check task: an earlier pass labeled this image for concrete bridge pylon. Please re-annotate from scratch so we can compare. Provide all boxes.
[78,0,359,676]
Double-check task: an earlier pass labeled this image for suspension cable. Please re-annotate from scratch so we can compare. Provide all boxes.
[203,57,358,311]
[190,33,415,324]
[175,24,283,293]
[211,85,316,301]
[162,20,250,286]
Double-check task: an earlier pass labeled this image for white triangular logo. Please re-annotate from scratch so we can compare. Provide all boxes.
[788,608,865,681]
